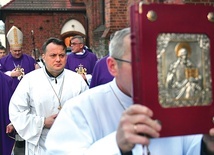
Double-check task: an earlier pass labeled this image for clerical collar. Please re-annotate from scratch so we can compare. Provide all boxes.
[75,49,85,55]
[45,67,64,78]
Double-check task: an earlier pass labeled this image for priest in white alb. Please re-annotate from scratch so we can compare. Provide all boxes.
[9,37,88,155]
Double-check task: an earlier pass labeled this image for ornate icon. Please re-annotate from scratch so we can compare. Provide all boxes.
[157,33,212,108]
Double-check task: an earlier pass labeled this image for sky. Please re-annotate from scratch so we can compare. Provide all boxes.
[0,0,10,26]
[0,0,10,6]
[0,0,10,46]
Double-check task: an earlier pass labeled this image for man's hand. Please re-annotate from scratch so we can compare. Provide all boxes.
[10,69,22,78]
[116,104,162,153]
[44,114,58,129]
[6,123,15,133]
[210,128,214,136]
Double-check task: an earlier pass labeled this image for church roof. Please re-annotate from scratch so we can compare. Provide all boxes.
[1,0,85,11]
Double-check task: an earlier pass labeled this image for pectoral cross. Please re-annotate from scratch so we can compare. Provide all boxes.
[15,65,25,80]
[75,64,87,74]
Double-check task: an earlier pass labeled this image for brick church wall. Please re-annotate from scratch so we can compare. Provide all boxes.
[5,12,86,56]
[86,0,214,58]
[3,0,214,58]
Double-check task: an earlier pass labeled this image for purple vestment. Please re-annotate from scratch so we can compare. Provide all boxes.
[0,53,36,91]
[65,50,97,75]
[0,71,15,155]
[89,55,113,88]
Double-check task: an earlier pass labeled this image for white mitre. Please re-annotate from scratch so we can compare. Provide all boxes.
[7,26,23,50]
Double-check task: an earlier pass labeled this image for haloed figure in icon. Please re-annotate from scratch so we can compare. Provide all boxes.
[166,42,202,100]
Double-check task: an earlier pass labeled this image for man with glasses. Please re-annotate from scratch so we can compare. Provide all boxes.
[0,26,36,91]
[89,33,115,88]
[46,27,214,155]
[65,35,97,86]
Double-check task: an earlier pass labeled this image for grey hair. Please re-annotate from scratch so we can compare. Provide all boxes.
[109,27,130,60]
[71,35,85,44]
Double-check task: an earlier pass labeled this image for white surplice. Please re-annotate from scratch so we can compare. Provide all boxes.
[45,79,203,155]
[9,68,88,155]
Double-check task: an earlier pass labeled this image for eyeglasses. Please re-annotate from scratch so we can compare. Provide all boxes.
[70,42,82,46]
[113,57,131,63]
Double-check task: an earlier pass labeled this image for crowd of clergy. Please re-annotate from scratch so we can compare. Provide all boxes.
[1,26,214,155]
[0,25,104,155]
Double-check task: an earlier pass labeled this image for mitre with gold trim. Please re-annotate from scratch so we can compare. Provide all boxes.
[7,26,23,50]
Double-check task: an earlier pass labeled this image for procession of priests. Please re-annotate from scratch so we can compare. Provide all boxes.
[0,26,89,155]
[1,26,214,155]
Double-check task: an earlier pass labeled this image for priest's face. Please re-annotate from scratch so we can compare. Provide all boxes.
[10,47,22,59]
[115,35,133,97]
[107,34,133,97]
[42,43,67,76]
[70,38,84,53]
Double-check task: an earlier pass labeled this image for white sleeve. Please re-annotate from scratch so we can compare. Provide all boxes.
[86,132,121,155]
[183,134,202,155]
[45,102,121,155]
[5,71,12,76]
[9,76,44,145]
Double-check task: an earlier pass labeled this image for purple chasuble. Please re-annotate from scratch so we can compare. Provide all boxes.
[65,49,97,74]
[0,53,36,90]
[89,55,113,88]
[0,71,15,155]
